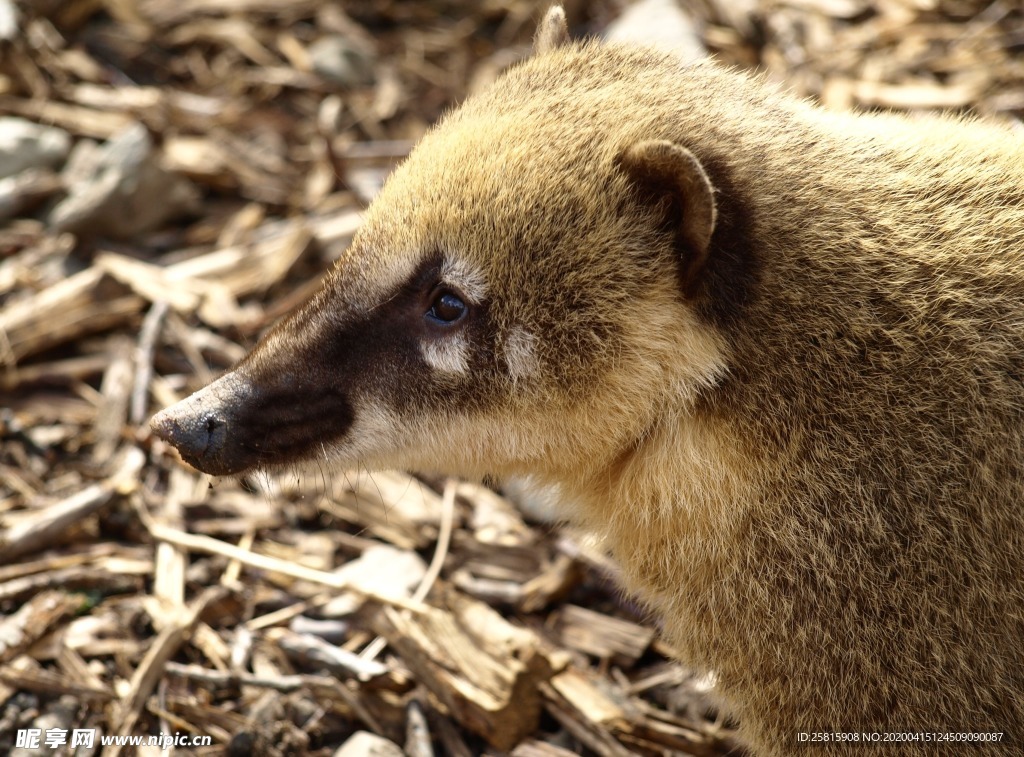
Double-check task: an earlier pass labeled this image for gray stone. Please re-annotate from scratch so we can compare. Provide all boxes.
[309,35,375,87]
[49,122,199,239]
[0,117,71,179]
[0,169,62,221]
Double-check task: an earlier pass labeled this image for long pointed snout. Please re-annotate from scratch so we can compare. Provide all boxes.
[151,356,356,476]
[150,372,255,476]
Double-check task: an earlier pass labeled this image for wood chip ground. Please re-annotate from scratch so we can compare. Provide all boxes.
[1,1,1020,754]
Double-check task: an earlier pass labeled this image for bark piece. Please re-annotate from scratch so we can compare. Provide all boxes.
[369,586,556,751]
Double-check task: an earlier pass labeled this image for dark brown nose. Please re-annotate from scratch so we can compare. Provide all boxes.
[148,372,255,476]
[150,406,227,465]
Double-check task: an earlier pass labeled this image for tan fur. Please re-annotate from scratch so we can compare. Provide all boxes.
[153,16,1024,757]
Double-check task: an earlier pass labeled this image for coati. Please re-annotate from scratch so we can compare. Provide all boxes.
[151,7,1024,755]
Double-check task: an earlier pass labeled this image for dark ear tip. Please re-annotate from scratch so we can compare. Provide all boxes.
[621,140,671,159]
[617,140,694,183]
[535,5,569,55]
[545,5,566,23]
[616,143,675,208]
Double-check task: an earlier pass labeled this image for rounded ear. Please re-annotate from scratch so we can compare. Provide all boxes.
[617,140,717,297]
[534,6,569,55]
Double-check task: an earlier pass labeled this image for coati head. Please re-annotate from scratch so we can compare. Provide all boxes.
[151,7,728,488]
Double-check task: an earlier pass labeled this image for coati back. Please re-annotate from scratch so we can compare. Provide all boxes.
[152,8,1024,754]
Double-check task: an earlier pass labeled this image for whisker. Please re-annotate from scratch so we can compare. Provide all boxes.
[365,463,388,526]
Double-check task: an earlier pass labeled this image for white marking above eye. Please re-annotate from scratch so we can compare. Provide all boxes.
[440,257,487,304]
[421,334,470,374]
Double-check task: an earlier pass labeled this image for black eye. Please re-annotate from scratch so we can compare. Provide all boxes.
[427,291,467,324]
